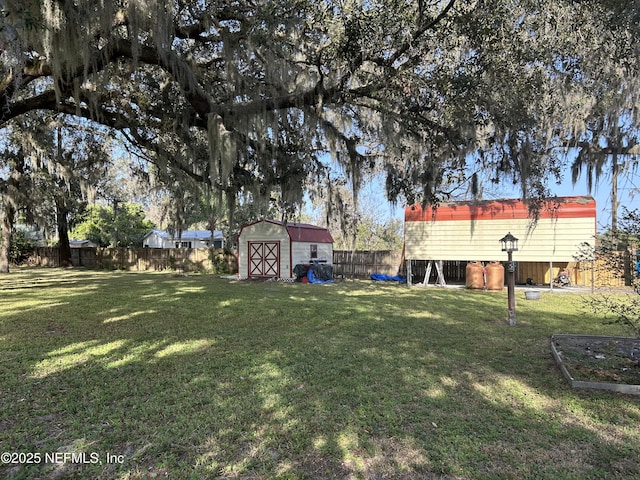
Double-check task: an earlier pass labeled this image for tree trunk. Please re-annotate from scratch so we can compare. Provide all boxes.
[0,154,24,273]
[0,203,15,273]
[57,203,73,267]
[207,214,218,248]
[611,153,619,235]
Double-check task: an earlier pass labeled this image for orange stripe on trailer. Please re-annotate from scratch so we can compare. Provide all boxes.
[404,196,596,223]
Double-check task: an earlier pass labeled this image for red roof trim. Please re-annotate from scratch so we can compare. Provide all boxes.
[405,196,596,222]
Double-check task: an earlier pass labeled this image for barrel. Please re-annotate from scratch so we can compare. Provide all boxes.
[465,261,484,289]
[485,261,505,291]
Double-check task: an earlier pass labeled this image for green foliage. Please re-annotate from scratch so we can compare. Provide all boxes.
[330,214,404,251]
[9,230,35,264]
[208,248,232,274]
[616,207,640,251]
[586,207,640,336]
[70,203,155,247]
[585,289,640,337]
[354,217,403,251]
[220,196,279,249]
[2,0,639,224]
[168,255,194,273]
[310,183,404,250]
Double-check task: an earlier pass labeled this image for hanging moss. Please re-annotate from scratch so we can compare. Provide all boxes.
[2,0,640,235]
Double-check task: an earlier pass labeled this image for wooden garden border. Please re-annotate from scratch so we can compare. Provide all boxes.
[551,334,640,395]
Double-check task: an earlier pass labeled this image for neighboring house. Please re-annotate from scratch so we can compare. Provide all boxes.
[142,229,225,249]
[237,219,334,279]
[69,240,98,248]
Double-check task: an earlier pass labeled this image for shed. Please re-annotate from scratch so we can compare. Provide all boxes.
[237,220,334,279]
[404,196,597,285]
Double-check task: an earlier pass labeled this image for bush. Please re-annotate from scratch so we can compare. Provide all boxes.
[10,231,36,265]
[584,208,640,337]
[209,248,231,274]
[584,283,640,337]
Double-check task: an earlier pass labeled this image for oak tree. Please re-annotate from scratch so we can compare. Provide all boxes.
[0,0,638,238]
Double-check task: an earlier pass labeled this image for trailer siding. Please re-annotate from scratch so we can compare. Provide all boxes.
[404,197,596,262]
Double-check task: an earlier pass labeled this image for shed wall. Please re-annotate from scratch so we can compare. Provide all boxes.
[291,241,333,267]
[238,221,291,278]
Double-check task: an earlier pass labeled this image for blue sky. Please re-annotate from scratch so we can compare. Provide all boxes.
[544,167,638,232]
[372,165,638,233]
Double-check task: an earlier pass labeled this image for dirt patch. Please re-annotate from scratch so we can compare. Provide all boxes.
[552,335,640,389]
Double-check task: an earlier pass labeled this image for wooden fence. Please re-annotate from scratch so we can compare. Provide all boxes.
[29,247,406,278]
[28,247,238,273]
[25,247,635,288]
[332,250,403,277]
[515,260,626,288]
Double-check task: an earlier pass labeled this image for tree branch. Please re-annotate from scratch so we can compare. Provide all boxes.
[381,0,457,68]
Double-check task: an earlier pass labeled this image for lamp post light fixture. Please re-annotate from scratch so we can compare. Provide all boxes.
[500,232,519,326]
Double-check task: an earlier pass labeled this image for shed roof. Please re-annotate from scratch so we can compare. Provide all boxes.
[405,196,596,223]
[240,219,334,243]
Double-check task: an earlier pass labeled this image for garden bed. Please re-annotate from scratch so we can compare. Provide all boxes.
[551,334,640,395]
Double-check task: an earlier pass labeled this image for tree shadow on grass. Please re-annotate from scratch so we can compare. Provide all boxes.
[1,273,639,479]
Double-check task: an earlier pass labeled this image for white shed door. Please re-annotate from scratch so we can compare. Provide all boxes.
[248,241,280,277]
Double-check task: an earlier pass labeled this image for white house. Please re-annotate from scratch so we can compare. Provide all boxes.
[69,239,98,248]
[142,229,225,249]
[237,220,334,279]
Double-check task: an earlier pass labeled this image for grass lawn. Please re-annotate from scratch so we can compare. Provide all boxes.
[1,268,639,479]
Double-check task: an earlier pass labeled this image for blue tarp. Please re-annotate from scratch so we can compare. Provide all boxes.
[370,273,406,283]
[308,268,334,284]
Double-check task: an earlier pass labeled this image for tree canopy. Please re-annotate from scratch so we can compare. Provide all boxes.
[70,202,155,247]
[0,112,112,268]
[1,0,638,222]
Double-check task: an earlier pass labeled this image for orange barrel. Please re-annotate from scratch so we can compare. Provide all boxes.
[485,261,505,290]
[465,261,485,289]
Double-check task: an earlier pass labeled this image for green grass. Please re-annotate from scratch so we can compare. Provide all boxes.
[0,268,639,479]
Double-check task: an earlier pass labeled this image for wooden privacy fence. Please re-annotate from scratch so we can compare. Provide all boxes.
[332,250,403,277]
[30,247,403,277]
[28,247,238,273]
[25,247,635,288]
[514,261,627,288]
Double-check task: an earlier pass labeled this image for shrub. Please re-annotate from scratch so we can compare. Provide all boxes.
[209,248,231,274]
[584,208,640,337]
[584,284,640,337]
[10,231,36,265]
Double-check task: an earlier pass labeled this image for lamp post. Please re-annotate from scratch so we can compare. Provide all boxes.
[500,232,519,326]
